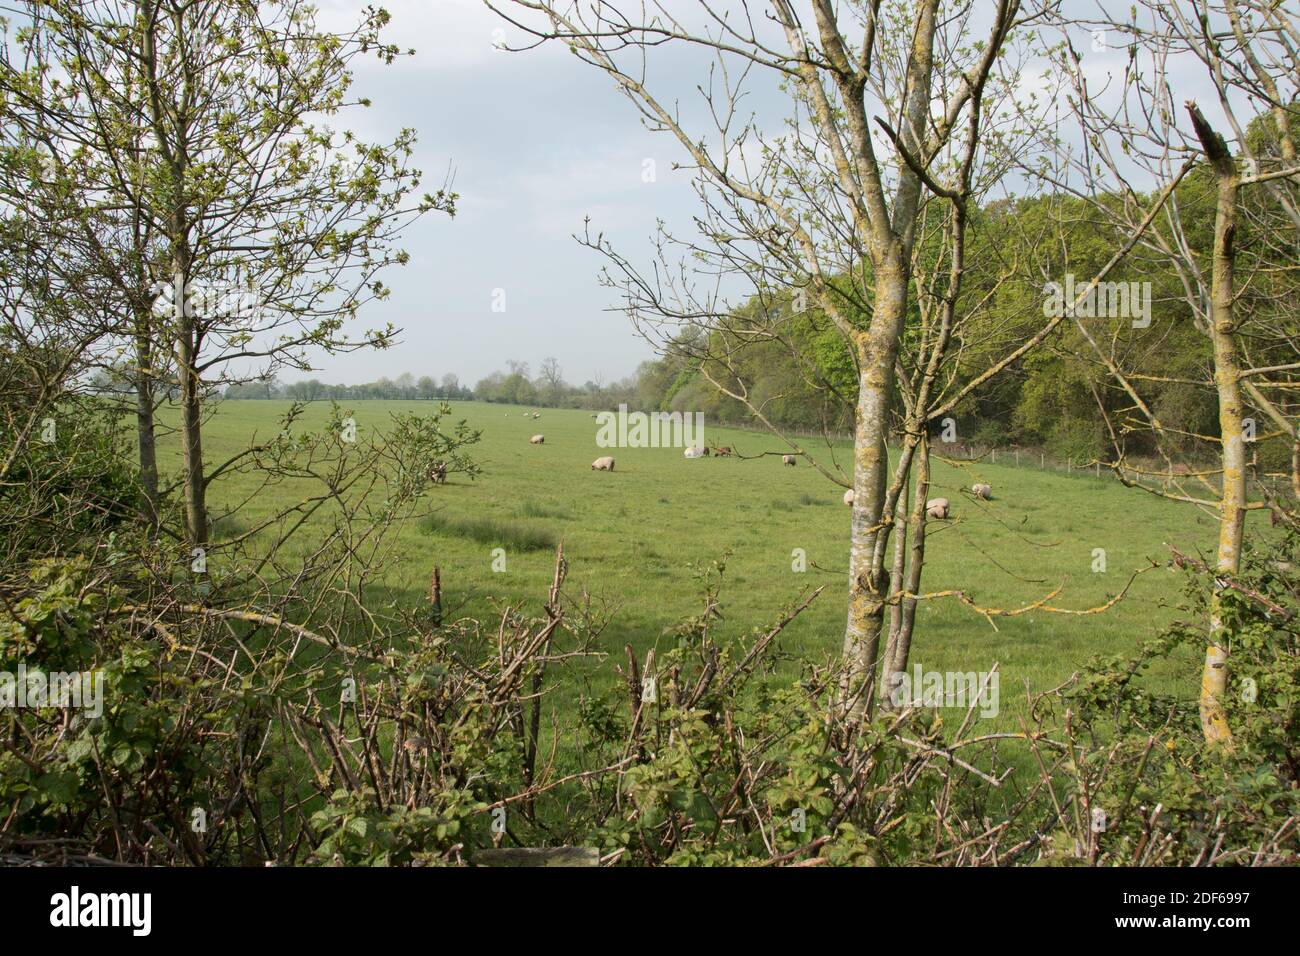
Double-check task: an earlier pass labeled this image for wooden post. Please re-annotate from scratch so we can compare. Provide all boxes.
[429,566,442,627]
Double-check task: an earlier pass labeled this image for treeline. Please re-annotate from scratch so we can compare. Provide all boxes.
[223,372,474,402]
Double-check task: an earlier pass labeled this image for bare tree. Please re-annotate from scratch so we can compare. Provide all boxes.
[538,355,565,404]
[1022,0,1300,744]
[488,0,1187,722]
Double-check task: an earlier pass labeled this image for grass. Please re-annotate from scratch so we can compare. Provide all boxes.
[158,398,1235,732]
[419,511,559,552]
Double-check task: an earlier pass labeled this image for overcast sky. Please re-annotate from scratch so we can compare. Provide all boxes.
[299,0,1231,389]
[302,0,753,388]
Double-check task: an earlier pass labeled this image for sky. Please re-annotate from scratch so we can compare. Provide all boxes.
[296,0,1237,390]
[303,0,762,388]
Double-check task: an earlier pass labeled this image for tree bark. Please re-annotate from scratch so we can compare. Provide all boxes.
[1188,102,1241,747]
[134,316,159,532]
[174,268,207,546]
[841,249,910,720]
[885,435,930,688]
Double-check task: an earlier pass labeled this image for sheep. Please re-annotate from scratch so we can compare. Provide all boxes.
[427,460,447,484]
[971,482,991,500]
[843,488,855,506]
[591,456,615,471]
[713,445,733,457]
[782,455,796,466]
[533,412,541,419]
[529,434,545,444]
[684,447,704,459]
[926,497,950,520]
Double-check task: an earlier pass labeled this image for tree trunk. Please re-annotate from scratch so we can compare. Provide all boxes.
[840,249,909,720]
[173,268,207,546]
[1189,103,1241,747]
[885,435,930,688]
[1203,180,1243,748]
[134,317,159,532]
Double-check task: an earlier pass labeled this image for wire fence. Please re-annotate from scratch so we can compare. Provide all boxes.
[719,421,1223,489]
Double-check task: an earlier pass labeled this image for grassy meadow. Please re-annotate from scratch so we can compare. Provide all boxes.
[170,398,1225,730]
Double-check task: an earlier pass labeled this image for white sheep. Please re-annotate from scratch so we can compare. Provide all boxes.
[782,455,796,466]
[684,447,703,459]
[533,412,541,419]
[591,456,615,471]
[971,483,992,500]
[843,488,855,506]
[926,497,950,519]
[529,434,545,444]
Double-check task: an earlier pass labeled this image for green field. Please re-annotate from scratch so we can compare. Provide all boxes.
[176,398,1222,728]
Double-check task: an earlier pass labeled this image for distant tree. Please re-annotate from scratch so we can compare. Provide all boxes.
[538,356,565,405]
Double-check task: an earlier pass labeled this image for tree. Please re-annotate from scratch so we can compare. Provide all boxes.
[538,356,565,405]
[1028,0,1300,744]
[489,0,1181,721]
[0,20,169,530]
[9,0,455,545]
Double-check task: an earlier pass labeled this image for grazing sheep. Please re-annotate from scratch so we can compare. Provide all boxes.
[684,447,704,459]
[533,412,541,419]
[782,455,796,466]
[529,434,545,444]
[971,483,991,500]
[428,460,447,484]
[843,489,855,506]
[591,456,615,471]
[926,497,950,520]
[713,446,733,457]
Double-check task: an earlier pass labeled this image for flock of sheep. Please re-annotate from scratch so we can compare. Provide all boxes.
[515,410,992,513]
[518,412,617,470]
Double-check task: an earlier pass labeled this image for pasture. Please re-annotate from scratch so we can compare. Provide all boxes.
[178,399,1221,729]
